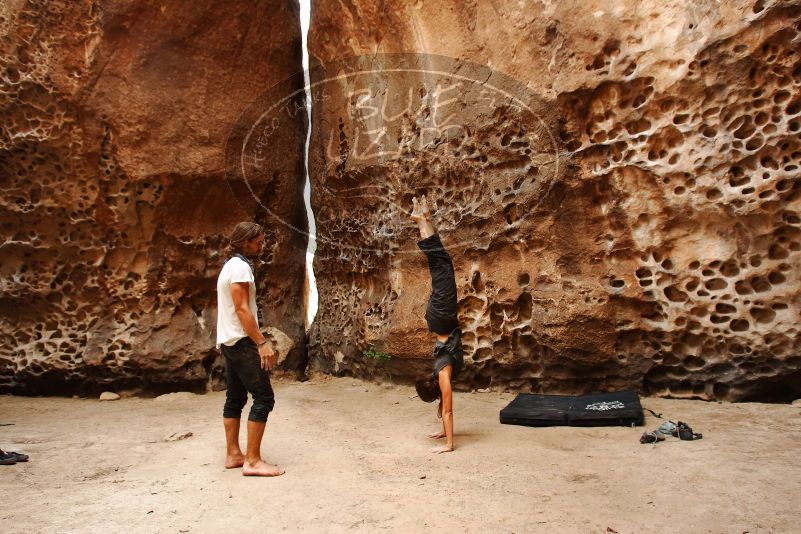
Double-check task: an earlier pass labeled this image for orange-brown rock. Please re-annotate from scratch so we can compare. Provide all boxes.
[0,1,307,394]
[307,0,801,401]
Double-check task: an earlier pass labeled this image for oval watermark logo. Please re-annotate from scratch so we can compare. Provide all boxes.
[225,54,563,256]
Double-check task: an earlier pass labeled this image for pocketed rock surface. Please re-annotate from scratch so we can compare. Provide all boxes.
[1,377,800,533]
[307,0,801,400]
[0,1,307,394]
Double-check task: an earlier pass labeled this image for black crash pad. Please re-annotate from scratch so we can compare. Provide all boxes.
[499,390,645,427]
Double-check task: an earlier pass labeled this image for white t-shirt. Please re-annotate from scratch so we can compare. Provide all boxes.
[216,256,259,348]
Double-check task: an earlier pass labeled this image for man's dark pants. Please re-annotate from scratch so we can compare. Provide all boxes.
[221,337,274,422]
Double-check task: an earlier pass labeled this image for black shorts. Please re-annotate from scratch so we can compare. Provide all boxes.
[220,337,275,422]
[432,327,464,381]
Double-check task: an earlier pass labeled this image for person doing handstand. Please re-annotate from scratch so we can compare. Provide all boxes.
[411,195,464,454]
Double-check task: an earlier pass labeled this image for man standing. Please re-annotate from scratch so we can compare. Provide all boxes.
[216,221,284,476]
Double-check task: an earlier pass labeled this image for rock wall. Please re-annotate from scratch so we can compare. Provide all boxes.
[0,1,308,394]
[307,0,801,401]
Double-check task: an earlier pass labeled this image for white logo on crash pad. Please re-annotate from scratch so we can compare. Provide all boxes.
[585,401,625,411]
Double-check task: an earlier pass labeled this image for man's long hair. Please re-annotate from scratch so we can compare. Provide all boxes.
[229,221,263,253]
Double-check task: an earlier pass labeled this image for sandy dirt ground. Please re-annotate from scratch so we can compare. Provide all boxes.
[1,375,800,534]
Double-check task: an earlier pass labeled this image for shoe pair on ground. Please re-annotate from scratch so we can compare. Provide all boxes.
[640,420,703,444]
[0,449,29,465]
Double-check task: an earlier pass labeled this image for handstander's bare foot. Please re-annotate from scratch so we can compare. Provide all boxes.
[411,195,436,239]
[428,430,446,439]
[225,452,245,469]
[242,459,285,477]
[410,195,432,223]
[430,445,454,454]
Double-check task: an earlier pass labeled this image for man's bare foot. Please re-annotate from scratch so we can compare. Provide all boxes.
[430,445,454,454]
[242,459,285,477]
[428,430,446,439]
[410,195,432,223]
[225,452,245,469]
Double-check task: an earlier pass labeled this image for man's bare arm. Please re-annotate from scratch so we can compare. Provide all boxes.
[231,282,275,370]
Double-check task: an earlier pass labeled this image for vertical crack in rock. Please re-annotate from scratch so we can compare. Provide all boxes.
[305,0,801,401]
[300,0,319,330]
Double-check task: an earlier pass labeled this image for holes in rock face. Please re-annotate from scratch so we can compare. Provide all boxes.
[776,179,793,192]
[713,382,731,398]
[663,285,688,302]
[729,166,751,187]
[704,278,728,291]
[784,213,801,225]
[623,61,637,77]
[750,307,776,323]
[750,276,771,292]
[733,118,756,139]
[745,137,764,152]
[702,126,717,137]
[659,99,675,113]
[715,303,737,314]
[517,272,530,286]
[673,114,689,125]
[730,319,750,332]
[473,348,492,362]
[686,320,702,331]
[706,188,723,200]
[504,203,519,225]
[660,353,680,366]
[610,278,625,288]
[471,271,485,292]
[768,271,785,285]
[768,244,788,259]
[710,314,728,324]
[690,306,707,317]
[719,260,740,277]
[626,118,651,135]
[684,356,706,370]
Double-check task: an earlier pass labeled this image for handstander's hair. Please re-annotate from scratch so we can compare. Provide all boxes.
[415,376,441,403]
